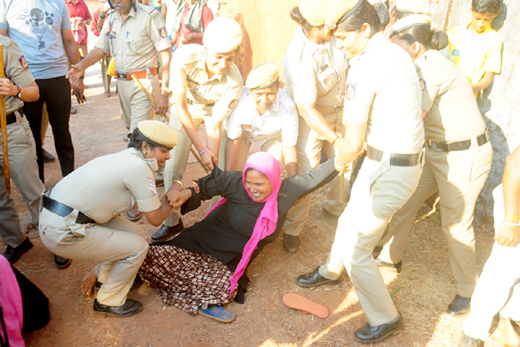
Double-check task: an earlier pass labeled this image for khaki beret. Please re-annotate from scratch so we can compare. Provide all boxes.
[300,0,336,26]
[137,120,178,149]
[390,14,432,36]
[203,17,243,53]
[246,63,279,90]
[325,0,364,35]
[396,0,431,15]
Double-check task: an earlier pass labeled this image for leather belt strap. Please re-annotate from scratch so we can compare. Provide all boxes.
[115,69,157,81]
[4,110,22,126]
[42,195,95,224]
[186,98,215,107]
[366,145,423,167]
[426,131,489,152]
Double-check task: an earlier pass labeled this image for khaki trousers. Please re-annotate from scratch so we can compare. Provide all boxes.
[117,72,159,133]
[235,137,284,171]
[378,142,492,297]
[0,113,44,226]
[162,106,226,227]
[283,117,349,236]
[319,158,423,326]
[100,55,113,95]
[39,209,148,306]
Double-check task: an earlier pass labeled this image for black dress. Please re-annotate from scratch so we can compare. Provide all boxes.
[139,158,337,314]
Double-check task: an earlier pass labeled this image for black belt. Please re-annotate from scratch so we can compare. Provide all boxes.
[42,195,95,224]
[426,132,489,152]
[5,111,19,125]
[366,145,423,167]
[186,98,215,107]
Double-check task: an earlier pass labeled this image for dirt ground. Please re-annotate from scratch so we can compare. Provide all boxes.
[1,3,512,346]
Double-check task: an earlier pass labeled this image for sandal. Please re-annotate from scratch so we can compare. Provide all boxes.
[282,293,329,319]
[197,304,236,323]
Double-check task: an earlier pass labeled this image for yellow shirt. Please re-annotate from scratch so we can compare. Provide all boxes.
[448,23,502,87]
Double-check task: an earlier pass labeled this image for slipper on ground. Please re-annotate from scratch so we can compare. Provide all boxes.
[282,293,329,319]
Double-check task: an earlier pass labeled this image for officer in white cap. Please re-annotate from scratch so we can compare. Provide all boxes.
[225,62,299,175]
[39,120,180,318]
[282,0,351,253]
[153,17,244,243]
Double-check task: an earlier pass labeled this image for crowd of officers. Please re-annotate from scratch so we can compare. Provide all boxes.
[0,0,513,344]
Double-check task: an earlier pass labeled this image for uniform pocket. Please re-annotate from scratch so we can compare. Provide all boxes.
[317,67,339,95]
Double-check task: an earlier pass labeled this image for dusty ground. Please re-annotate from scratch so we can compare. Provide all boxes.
[1,3,512,346]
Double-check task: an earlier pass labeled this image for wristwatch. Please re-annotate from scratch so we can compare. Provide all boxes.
[161,86,172,94]
[15,86,22,99]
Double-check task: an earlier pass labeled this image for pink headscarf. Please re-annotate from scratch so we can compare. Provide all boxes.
[206,152,282,295]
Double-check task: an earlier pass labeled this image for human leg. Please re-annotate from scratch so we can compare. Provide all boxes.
[128,74,158,133]
[320,160,422,326]
[6,115,45,225]
[44,76,75,177]
[22,83,45,181]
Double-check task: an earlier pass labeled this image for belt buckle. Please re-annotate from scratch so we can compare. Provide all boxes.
[427,140,443,152]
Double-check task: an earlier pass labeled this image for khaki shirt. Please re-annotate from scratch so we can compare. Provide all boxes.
[416,50,486,142]
[95,4,170,71]
[283,27,347,117]
[49,148,161,224]
[0,36,34,113]
[169,44,243,121]
[344,33,424,153]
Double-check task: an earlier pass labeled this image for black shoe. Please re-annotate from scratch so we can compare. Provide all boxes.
[2,238,33,264]
[151,220,184,243]
[458,334,484,347]
[296,266,344,288]
[375,257,403,273]
[42,148,56,163]
[54,254,72,269]
[284,235,300,253]
[354,314,404,343]
[447,295,471,317]
[93,299,143,318]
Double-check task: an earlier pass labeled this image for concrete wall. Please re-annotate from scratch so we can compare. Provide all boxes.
[219,0,520,218]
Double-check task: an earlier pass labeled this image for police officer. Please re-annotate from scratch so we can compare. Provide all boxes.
[38,120,180,318]
[68,0,172,137]
[152,17,243,243]
[376,15,493,317]
[296,0,425,343]
[282,0,350,253]
[0,35,42,264]
[225,62,299,175]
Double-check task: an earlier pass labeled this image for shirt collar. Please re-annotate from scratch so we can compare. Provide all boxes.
[464,21,493,39]
[295,26,329,55]
[116,5,137,21]
[349,32,385,65]
[130,148,159,172]
[193,53,224,82]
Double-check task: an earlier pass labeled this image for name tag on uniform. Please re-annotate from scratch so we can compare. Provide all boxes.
[346,83,356,100]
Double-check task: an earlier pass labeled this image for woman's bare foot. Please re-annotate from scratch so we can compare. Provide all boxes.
[81,268,98,296]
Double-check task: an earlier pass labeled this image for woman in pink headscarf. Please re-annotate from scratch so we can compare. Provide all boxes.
[137,152,344,322]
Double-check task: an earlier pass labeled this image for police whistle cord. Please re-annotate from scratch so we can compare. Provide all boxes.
[0,44,11,194]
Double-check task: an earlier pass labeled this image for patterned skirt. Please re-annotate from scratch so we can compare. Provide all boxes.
[138,244,237,314]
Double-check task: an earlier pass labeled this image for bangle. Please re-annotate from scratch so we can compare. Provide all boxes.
[505,215,520,222]
[504,220,520,226]
[331,135,340,146]
[99,14,106,19]
[79,75,84,80]
[173,180,185,190]
[193,32,197,39]
[198,148,208,155]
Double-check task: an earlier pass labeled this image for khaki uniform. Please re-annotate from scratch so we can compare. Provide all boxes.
[226,87,298,170]
[378,50,493,297]
[318,34,425,326]
[282,27,349,236]
[162,44,243,228]
[95,4,170,132]
[0,36,44,249]
[39,149,161,306]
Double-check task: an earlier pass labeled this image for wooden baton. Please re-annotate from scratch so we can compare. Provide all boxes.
[0,44,11,194]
